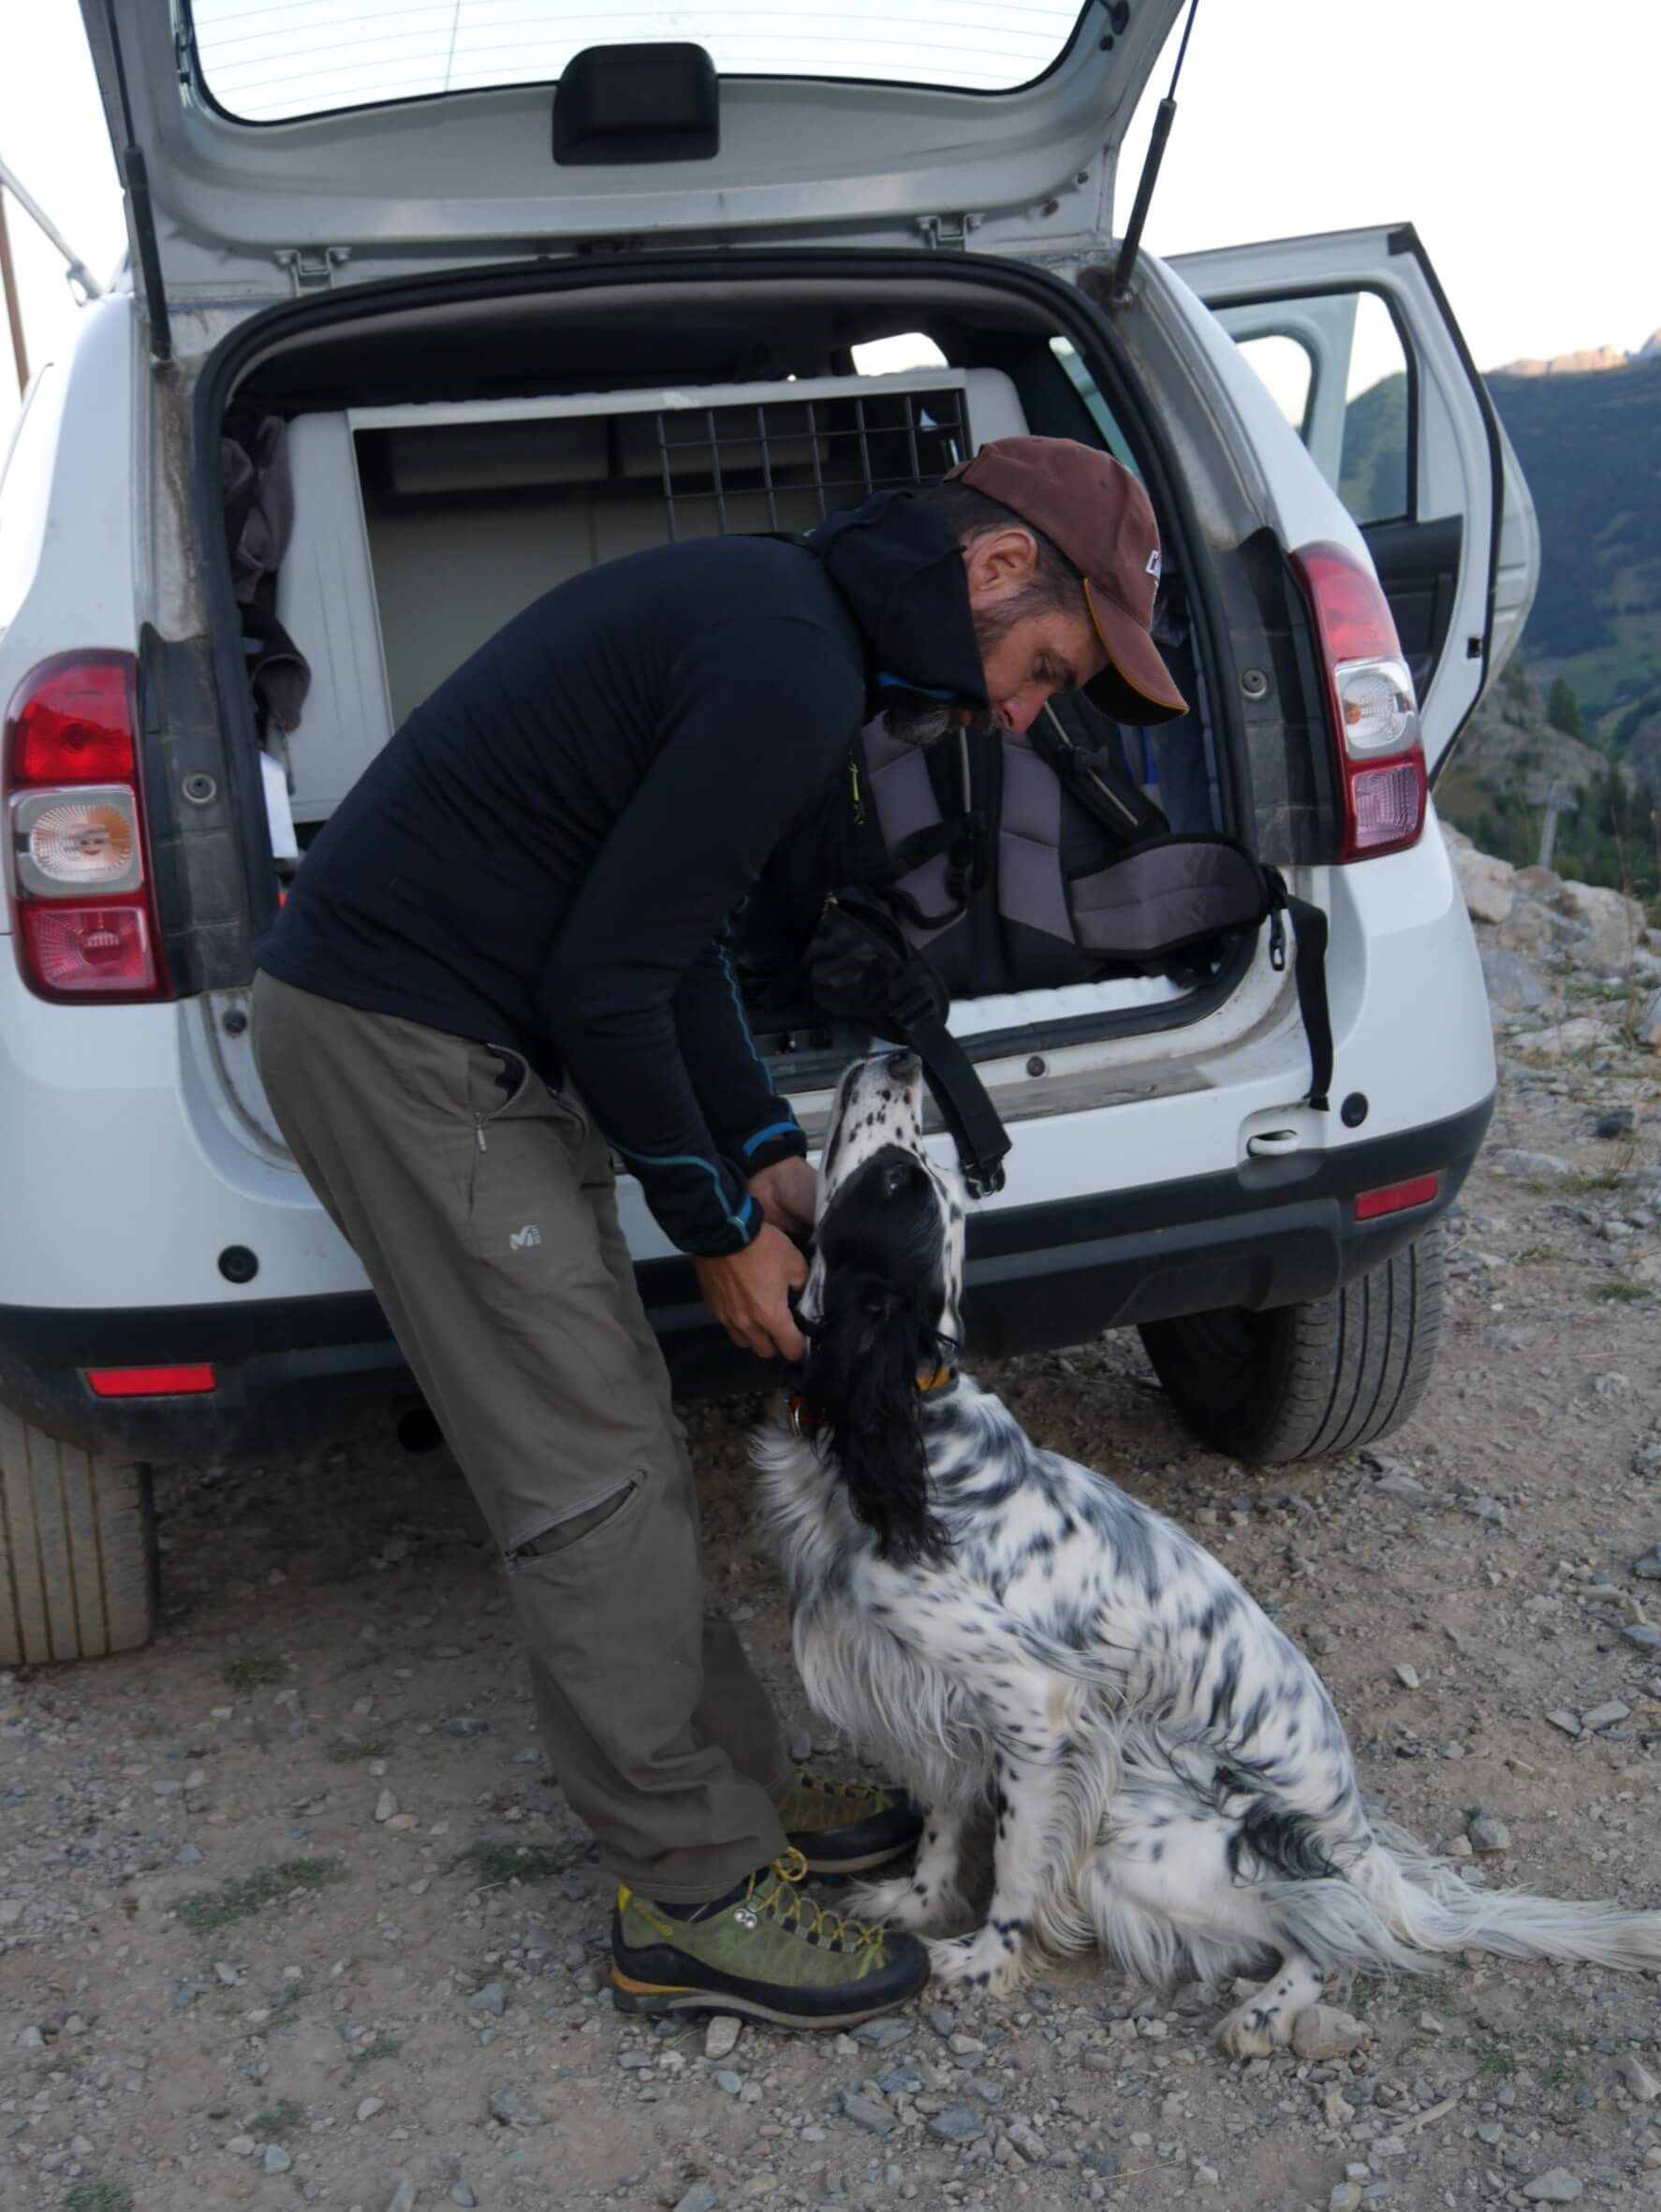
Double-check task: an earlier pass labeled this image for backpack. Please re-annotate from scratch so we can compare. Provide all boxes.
[749,704,1333,1198]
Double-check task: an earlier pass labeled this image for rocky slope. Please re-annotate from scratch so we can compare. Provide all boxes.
[1441,818,1661,1046]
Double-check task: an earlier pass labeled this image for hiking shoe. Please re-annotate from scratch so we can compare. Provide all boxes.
[778,1771,922,1876]
[610,1848,930,2028]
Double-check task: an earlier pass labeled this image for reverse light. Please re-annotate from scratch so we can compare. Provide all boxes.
[1291,542,1428,860]
[86,1364,217,1398]
[1348,761,1423,851]
[4,652,171,1004]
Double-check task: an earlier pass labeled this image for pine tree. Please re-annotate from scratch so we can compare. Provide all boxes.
[1546,676,1583,739]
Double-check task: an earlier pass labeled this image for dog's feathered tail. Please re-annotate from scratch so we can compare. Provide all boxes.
[1346,1824,1661,1971]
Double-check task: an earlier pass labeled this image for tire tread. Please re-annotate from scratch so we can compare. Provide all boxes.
[1139,1223,1446,1466]
[0,1406,155,1664]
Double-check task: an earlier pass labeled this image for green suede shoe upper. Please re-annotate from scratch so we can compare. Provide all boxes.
[775,1771,901,1837]
[615,1848,904,1994]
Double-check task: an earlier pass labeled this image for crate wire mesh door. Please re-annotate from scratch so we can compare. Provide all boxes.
[654,387,971,539]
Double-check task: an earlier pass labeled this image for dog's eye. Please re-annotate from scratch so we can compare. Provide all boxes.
[881,1160,916,1198]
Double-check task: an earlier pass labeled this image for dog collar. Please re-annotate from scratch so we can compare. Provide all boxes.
[788,1367,956,1441]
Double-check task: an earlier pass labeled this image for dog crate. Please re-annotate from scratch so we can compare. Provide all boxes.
[273,367,1028,827]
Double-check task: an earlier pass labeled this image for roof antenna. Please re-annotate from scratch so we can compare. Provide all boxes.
[1111,0,1200,308]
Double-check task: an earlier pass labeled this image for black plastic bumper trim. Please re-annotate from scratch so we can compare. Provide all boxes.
[0,1093,1492,1458]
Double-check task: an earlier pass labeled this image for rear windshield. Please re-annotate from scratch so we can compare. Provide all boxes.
[190,1,1090,124]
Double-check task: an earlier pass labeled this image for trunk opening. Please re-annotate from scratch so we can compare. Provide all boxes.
[192,251,1260,1078]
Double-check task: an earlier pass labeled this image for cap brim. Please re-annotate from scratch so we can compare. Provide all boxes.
[1081,578,1189,725]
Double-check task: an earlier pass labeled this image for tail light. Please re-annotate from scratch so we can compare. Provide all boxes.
[1291,542,1427,861]
[3,653,172,1003]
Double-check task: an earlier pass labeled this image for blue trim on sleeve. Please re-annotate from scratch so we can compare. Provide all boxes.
[717,941,767,1072]
[875,672,961,703]
[742,1120,800,1157]
[613,1146,756,1238]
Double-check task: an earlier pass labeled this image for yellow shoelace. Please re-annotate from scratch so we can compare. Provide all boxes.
[747,1848,888,1957]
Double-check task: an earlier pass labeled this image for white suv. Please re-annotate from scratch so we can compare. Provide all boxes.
[0,2,1538,1663]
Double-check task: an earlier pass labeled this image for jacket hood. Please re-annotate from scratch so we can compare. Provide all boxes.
[808,493,988,708]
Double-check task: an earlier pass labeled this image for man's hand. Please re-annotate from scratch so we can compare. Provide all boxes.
[695,1224,809,1364]
[748,1156,818,1237]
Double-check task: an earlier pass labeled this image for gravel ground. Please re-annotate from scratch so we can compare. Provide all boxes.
[3,1018,1660,2212]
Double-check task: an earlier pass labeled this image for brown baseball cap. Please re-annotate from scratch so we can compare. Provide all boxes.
[947,436,1188,725]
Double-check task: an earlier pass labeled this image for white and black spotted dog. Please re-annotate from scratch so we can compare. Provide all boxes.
[755,1048,1661,2051]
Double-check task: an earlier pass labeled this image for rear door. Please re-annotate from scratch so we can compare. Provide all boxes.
[80,0,1182,310]
[1172,225,1539,775]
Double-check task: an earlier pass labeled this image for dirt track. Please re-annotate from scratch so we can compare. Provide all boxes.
[3,1022,1660,2212]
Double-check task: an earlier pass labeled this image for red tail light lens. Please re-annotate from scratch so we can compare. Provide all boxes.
[8,657,137,784]
[1291,542,1428,861]
[4,652,171,1004]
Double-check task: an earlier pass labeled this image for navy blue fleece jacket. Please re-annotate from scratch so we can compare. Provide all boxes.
[257,493,985,1253]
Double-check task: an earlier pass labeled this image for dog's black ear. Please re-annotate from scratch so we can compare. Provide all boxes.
[798,1271,947,1565]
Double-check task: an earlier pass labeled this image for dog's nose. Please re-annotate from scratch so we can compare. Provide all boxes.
[886,1049,920,1081]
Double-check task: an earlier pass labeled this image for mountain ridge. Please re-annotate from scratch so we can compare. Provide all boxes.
[1493,330,1661,377]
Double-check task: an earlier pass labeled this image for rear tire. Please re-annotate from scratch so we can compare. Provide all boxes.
[1138,1222,1446,1465]
[0,1405,157,1663]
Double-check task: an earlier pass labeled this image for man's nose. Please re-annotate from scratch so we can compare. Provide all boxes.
[998,690,1044,734]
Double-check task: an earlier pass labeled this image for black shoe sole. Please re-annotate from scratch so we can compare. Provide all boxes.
[610,1926,931,2029]
[791,1837,916,1877]
[785,1795,924,1878]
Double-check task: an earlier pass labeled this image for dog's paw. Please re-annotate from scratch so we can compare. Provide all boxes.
[847,1873,971,1936]
[1216,2002,1285,2060]
[1215,1958,1323,2059]
[846,1873,926,1926]
[925,1929,1026,1997]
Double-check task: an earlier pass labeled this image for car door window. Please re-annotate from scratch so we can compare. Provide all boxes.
[1232,334,1315,438]
[1224,289,1411,530]
[1048,338,1142,477]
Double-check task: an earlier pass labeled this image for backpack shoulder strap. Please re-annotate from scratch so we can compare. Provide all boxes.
[804,895,1010,1197]
[1031,703,1170,844]
[860,721,987,941]
[1266,873,1333,1114]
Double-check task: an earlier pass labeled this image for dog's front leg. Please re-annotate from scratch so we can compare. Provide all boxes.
[849,1802,974,1935]
[926,1736,1067,1995]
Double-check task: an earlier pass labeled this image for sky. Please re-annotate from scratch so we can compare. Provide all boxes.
[1,0,1657,445]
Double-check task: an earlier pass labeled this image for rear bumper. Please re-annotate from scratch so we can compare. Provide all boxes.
[0,1094,1492,1461]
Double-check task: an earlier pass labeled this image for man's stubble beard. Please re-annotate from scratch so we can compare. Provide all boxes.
[880,600,1017,748]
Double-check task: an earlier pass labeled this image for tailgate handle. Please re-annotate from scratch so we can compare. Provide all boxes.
[1246,1129,1301,1160]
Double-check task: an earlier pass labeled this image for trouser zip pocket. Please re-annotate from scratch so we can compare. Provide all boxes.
[474,1044,533,1152]
[506,1480,639,1567]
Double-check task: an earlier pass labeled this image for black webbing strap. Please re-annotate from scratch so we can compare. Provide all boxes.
[1267,873,1333,1113]
[1031,704,1171,845]
[885,811,989,931]
[882,961,1011,1200]
[806,896,1010,1197]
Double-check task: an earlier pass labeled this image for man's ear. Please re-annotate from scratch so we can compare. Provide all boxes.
[963,525,1039,611]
